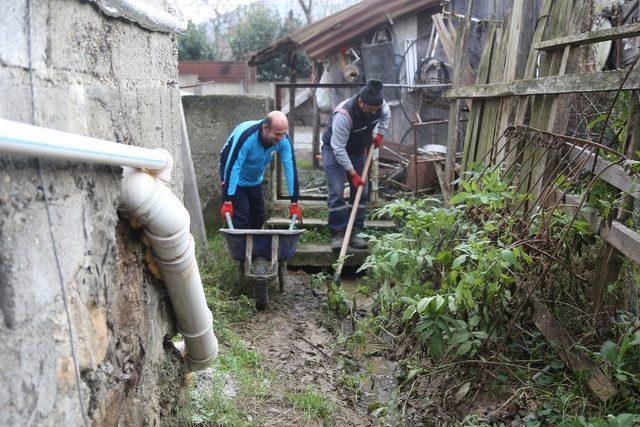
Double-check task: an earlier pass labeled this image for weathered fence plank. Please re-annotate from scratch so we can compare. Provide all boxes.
[445,69,640,99]
[536,22,640,51]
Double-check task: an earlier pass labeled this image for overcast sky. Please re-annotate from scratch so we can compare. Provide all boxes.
[170,0,360,24]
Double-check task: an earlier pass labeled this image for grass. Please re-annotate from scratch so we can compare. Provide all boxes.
[172,330,336,426]
[299,228,332,244]
[168,235,335,426]
[296,159,314,170]
[288,387,334,422]
[197,235,254,337]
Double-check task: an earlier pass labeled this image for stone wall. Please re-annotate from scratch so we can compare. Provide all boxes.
[182,94,273,230]
[0,0,186,424]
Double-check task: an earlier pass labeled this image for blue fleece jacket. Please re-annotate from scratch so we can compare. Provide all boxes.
[219,119,299,202]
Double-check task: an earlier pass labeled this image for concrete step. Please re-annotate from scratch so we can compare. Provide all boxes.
[267,218,396,230]
[288,244,369,268]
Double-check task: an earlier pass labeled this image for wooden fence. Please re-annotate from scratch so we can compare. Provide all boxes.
[442,0,640,402]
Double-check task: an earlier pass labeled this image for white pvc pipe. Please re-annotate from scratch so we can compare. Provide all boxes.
[0,119,217,371]
[0,119,173,181]
[121,168,218,369]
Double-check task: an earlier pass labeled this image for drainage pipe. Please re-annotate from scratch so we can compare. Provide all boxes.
[0,119,174,181]
[120,167,218,369]
[0,118,217,370]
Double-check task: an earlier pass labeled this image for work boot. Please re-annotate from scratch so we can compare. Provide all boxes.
[349,232,368,250]
[331,231,345,252]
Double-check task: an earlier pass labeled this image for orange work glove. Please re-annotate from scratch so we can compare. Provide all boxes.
[373,133,383,149]
[350,172,364,188]
[220,201,233,219]
[290,202,302,221]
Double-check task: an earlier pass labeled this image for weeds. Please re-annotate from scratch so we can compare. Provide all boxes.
[288,387,334,421]
[347,166,640,423]
[170,235,335,426]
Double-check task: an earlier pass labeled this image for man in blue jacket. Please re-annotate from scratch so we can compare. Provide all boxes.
[219,111,301,229]
[322,79,390,250]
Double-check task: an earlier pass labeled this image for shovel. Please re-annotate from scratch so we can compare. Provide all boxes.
[333,144,375,285]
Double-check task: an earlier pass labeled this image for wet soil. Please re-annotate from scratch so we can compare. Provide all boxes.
[231,271,399,426]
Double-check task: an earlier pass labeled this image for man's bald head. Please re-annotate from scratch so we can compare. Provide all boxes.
[261,111,289,147]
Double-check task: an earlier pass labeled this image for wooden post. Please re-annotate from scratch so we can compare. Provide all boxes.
[288,53,297,145]
[312,61,322,169]
[532,298,616,402]
[178,95,207,242]
[445,1,473,198]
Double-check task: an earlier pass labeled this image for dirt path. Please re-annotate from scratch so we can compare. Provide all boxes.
[230,270,372,426]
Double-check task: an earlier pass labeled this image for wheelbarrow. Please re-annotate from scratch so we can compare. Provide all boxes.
[220,214,304,310]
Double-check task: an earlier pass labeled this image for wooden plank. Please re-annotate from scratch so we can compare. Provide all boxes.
[288,244,368,267]
[592,93,640,313]
[536,22,640,51]
[434,160,451,201]
[566,145,639,196]
[461,26,497,169]
[178,95,207,243]
[445,2,473,195]
[560,192,640,265]
[532,298,616,402]
[497,0,528,165]
[444,68,640,99]
[432,14,456,64]
[520,0,589,199]
[513,0,554,125]
[527,44,571,198]
[476,28,504,164]
[266,218,396,230]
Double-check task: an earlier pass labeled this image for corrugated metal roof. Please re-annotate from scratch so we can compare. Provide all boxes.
[178,61,249,83]
[248,0,438,65]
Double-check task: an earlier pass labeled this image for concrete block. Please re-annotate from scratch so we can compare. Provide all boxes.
[288,244,369,268]
[0,0,188,423]
[182,94,274,229]
[44,0,112,77]
[149,31,179,83]
[109,22,153,81]
[0,67,33,123]
[0,0,28,68]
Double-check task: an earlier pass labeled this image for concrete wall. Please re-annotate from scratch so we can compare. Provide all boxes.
[182,94,273,230]
[0,0,186,425]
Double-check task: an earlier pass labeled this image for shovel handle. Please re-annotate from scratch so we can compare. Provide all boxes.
[334,145,375,281]
[225,212,234,230]
[289,214,298,230]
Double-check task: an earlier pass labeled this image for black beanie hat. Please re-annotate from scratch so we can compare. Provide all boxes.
[359,79,384,106]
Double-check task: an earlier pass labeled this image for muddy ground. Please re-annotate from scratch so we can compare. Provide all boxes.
[236,271,369,426]
[186,269,402,426]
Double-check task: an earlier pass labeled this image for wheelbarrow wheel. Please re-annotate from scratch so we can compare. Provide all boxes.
[254,280,268,310]
[278,262,287,293]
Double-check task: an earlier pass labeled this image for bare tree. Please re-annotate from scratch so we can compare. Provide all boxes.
[297,0,312,24]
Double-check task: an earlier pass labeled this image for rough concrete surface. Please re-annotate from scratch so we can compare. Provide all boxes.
[182,94,273,230]
[0,0,187,424]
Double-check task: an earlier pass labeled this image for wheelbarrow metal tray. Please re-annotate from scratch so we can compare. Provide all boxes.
[219,228,304,262]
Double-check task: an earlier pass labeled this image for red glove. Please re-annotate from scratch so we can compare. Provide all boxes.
[290,203,302,221]
[220,201,233,219]
[373,133,383,149]
[350,172,364,188]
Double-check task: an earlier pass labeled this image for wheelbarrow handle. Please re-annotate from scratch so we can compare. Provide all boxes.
[289,214,298,230]
[225,212,234,230]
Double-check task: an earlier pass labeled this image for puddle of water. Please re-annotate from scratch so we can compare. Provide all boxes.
[318,277,374,312]
[318,275,403,424]
[361,358,400,425]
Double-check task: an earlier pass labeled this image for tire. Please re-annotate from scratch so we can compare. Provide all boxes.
[254,280,268,310]
[278,262,287,293]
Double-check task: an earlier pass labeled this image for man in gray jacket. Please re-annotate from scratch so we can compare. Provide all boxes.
[321,79,390,250]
